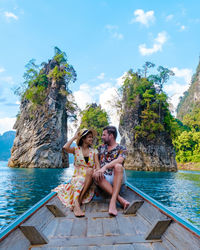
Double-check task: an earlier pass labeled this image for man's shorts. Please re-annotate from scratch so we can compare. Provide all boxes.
[104,169,127,185]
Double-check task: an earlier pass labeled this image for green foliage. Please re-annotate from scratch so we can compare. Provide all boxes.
[121,63,176,141]
[148,66,174,93]
[14,47,77,119]
[80,104,109,146]
[174,131,200,163]
[182,103,200,132]
[173,103,200,163]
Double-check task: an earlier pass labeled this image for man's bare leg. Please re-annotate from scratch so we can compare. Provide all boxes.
[108,164,123,215]
[95,166,130,214]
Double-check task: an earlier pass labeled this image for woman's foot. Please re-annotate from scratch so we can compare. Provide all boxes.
[108,199,118,216]
[73,199,85,217]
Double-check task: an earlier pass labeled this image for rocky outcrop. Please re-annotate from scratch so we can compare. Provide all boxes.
[177,59,200,120]
[119,77,177,172]
[8,57,74,168]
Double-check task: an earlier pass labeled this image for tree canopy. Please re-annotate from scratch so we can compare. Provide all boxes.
[79,103,109,146]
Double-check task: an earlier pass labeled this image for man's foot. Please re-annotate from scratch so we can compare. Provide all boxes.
[73,199,85,217]
[121,198,130,210]
[109,199,118,216]
[118,196,130,210]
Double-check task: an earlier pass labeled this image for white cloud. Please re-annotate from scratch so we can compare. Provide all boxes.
[180,25,186,31]
[170,67,192,84]
[164,81,189,113]
[116,72,128,86]
[4,11,18,20]
[166,14,174,21]
[163,67,192,114]
[99,87,119,128]
[73,84,93,110]
[0,67,5,73]
[95,82,112,91]
[105,25,124,40]
[0,117,16,135]
[131,9,155,27]
[139,31,167,56]
[97,73,105,80]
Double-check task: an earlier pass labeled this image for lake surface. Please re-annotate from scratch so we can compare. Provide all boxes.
[0,161,200,231]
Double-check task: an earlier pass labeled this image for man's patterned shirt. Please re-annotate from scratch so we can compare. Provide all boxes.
[98,144,127,176]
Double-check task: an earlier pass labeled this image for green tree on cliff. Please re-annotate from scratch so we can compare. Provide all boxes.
[79,103,109,146]
[120,62,177,141]
[15,47,78,120]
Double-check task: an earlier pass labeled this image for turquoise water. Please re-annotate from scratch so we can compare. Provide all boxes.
[0,161,200,231]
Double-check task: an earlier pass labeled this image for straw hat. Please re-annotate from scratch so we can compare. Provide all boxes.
[76,128,97,146]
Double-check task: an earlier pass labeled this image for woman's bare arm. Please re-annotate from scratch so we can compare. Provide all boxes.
[63,132,78,154]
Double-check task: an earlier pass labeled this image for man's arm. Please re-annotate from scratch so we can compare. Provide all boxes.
[100,156,124,172]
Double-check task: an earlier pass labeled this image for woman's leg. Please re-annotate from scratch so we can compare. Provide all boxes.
[73,168,94,217]
[79,168,94,204]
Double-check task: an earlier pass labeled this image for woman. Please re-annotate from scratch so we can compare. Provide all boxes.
[53,128,99,217]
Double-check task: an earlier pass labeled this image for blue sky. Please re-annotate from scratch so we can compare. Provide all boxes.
[0,0,200,134]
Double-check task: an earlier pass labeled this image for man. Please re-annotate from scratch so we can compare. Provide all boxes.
[93,126,130,216]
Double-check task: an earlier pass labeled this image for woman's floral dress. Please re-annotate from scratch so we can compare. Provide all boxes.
[53,146,97,208]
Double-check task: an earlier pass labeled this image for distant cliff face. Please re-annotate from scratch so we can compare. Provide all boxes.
[0,131,16,161]
[119,73,177,172]
[177,60,200,120]
[8,52,76,168]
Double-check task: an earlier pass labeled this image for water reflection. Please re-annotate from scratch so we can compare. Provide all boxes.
[0,161,200,230]
[126,170,200,228]
[0,161,73,229]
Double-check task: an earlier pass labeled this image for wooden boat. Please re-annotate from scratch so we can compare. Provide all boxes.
[0,182,200,250]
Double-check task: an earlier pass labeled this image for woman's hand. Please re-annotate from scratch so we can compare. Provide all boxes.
[73,131,79,140]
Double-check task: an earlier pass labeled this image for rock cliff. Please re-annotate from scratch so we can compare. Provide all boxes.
[177,59,200,120]
[8,49,76,168]
[119,72,177,171]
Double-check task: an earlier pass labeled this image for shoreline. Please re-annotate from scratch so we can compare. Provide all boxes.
[177,162,200,171]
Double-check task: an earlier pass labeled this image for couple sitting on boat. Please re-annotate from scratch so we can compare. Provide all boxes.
[54,126,130,217]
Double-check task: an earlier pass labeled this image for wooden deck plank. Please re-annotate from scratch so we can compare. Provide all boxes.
[87,218,103,237]
[137,201,168,225]
[53,218,74,237]
[42,217,59,238]
[152,242,170,250]
[161,237,177,250]
[21,206,54,232]
[114,244,135,249]
[31,247,59,250]
[44,235,160,247]
[163,222,200,250]
[102,217,120,236]
[97,201,109,212]
[46,204,66,217]
[131,214,151,235]
[133,243,153,250]
[71,218,87,237]
[116,215,137,235]
[123,187,142,202]
[0,228,30,250]
[98,245,115,250]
